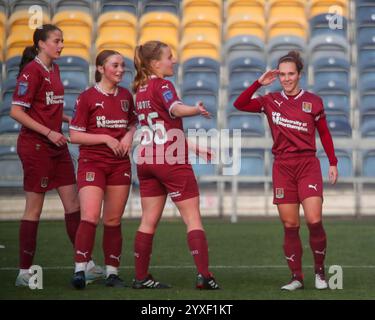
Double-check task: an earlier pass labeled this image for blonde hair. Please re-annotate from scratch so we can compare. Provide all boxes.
[133,40,169,93]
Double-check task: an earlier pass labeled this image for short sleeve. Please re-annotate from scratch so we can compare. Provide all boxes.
[156,79,182,118]
[69,93,89,132]
[12,67,41,108]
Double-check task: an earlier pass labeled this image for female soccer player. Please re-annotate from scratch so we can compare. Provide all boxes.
[132,41,220,290]
[10,24,102,287]
[234,51,338,291]
[69,50,137,289]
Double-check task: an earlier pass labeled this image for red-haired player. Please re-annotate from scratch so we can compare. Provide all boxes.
[234,51,339,291]
[69,50,137,289]
[131,41,219,290]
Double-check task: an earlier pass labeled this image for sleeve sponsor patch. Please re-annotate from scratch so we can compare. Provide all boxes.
[162,90,174,103]
[18,82,28,96]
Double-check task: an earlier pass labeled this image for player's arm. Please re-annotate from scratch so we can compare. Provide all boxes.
[10,105,67,147]
[187,138,213,162]
[171,101,211,118]
[316,117,338,185]
[119,124,137,156]
[233,69,279,112]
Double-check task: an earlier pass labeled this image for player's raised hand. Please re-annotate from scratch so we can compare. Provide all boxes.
[47,130,68,147]
[258,69,280,86]
[329,166,338,185]
[196,101,211,119]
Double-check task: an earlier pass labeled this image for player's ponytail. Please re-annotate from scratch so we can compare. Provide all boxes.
[278,51,304,74]
[18,24,62,78]
[133,40,168,93]
[95,49,122,82]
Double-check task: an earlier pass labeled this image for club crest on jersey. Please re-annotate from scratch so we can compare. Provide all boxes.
[40,177,49,188]
[86,172,95,182]
[275,188,284,199]
[121,100,129,112]
[302,101,312,113]
[18,82,28,96]
[162,90,173,103]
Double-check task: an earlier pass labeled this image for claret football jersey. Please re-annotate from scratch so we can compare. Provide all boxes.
[256,89,326,158]
[70,84,136,163]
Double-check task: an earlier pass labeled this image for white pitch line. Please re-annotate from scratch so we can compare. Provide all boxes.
[1,265,375,271]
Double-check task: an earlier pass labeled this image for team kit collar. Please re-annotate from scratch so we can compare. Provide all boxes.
[34,56,54,73]
[94,83,119,97]
[281,89,305,100]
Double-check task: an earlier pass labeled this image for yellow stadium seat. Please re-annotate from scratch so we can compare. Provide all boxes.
[226,13,266,40]
[310,0,348,18]
[98,11,136,29]
[0,11,5,60]
[60,48,90,61]
[180,33,220,62]
[53,10,92,30]
[97,12,136,60]
[182,27,220,45]
[182,6,221,29]
[139,12,179,57]
[227,0,265,17]
[8,9,51,30]
[183,0,222,10]
[268,1,307,39]
[6,29,33,60]
[96,28,136,60]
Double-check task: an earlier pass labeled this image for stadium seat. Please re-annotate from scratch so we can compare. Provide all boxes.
[180,33,220,62]
[9,0,50,12]
[363,150,375,177]
[312,52,350,72]
[326,114,352,137]
[317,148,352,178]
[227,0,265,16]
[0,4,5,61]
[0,114,21,134]
[63,92,79,116]
[55,0,92,12]
[96,11,137,60]
[239,149,266,176]
[360,94,375,114]
[100,0,138,15]
[56,56,89,90]
[227,55,266,82]
[309,34,349,59]
[321,94,350,115]
[52,10,92,61]
[227,114,265,137]
[139,12,179,56]
[119,57,135,89]
[142,0,179,14]
[310,0,349,18]
[268,0,307,39]
[313,72,350,94]
[358,50,375,73]
[182,94,217,115]
[183,116,217,132]
[358,73,375,97]
[0,145,23,187]
[356,4,375,27]
[183,57,220,78]
[310,14,348,38]
[268,36,306,65]
[357,27,375,50]
[226,12,266,41]
[361,113,375,137]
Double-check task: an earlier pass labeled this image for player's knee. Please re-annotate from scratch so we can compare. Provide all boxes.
[283,220,300,228]
[103,215,122,226]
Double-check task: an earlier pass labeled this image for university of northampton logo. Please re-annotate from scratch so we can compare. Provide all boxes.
[302,101,312,113]
[86,172,95,182]
[275,188,284,199]
[121,100,129,112]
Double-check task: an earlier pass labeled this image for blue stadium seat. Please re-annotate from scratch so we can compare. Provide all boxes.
[239,149,265,176]
[63,92,79,116]
[5,56,21,78]
[9,0,50,12]
[0,145,23,187]
[357,27,375,50]
[313,73,349,95]
[225,35,265,61]
[326,114,352,137]
[361,113,375,137]
[182,76,218,96]
[312,53,350,73]
[0,114,21,134]
[363,150,375,177]
[55,0,91,11]
[227,114,265,137]
[182,94,217,115]
[309,34,349,58]
[228,55,266,81]
[318,149,353,178]
[356,5,375,27]
[56,56,89,70]
[182,57,220,78]
[268,36,306,65]
[360,94,375,113]
[310,14,348,38]
[100,0,137,15]
[321,94,350,115]
[142,0,179,14]
[61,74,87,91]
[183,117,217,132]
[358,50,375,73]
[359,73,375,97]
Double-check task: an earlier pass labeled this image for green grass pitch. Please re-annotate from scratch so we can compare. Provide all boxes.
[1,219,375,300]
